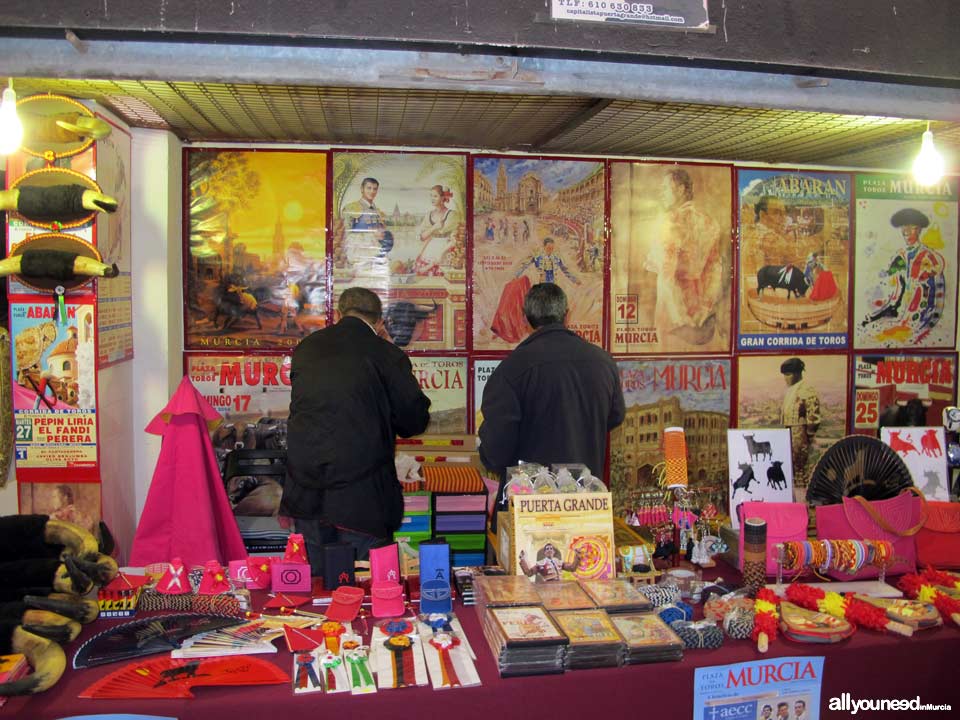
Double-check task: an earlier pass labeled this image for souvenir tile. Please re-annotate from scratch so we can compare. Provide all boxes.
[550,609,623,647]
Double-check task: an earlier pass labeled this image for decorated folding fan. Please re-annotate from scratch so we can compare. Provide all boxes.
[806,435,913,506]
[73,614,246,668]
[778,601,855,643]
[79,655,289,698]
[852,595,942,630]
[172,620,282,658]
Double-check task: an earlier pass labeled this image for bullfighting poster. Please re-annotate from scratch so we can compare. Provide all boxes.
[853,173,958,350]
[736,354,848,489]
[10,301,98,470]
[737,169,851,352]
[94,113,134,367]
[609,162,733,354]
[185,149,328,351]
[610,358,731,518]
[331,151,467,351]
[727,428,793,530]
[19,481,101,535]
[410,356,468,435]
[185,353,291,463]
[852,353,956,437]
[472,358,501,434]
[472,156,605,351]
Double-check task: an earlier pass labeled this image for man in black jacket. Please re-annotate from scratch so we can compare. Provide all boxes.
[479,283,625,527]
[281,287,431,570]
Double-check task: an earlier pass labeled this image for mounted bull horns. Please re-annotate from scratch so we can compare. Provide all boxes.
[0,185,118,224]
[0,250,119,281]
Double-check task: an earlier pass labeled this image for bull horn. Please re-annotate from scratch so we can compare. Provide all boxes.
[0,627,66,695]
[54,116,112,141]
[0,251,119,281]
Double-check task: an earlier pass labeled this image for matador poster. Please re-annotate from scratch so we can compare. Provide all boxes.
[853,173,958,350]
[609,162,732,354]
[409,356,468,435]
[851,353,956,437]
[472,156,605,351]
[736,354,848,489]
[331,151,467,351]
[184,149,328,351]
[609,358,731,517]
[737,170,851,352]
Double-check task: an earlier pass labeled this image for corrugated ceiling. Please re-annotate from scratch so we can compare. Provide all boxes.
[12,77,959,173]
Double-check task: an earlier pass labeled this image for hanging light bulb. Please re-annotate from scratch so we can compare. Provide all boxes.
[912,121,945,187]
[0,78,23,155]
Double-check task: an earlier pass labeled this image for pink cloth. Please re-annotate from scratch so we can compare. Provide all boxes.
[129,376,247,568]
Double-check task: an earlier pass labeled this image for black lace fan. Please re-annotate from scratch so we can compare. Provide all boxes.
[806,435,913,506]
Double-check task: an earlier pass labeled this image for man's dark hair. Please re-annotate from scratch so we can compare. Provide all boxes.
[360,177,379,188]
[667,168,694,202]
[524,282,567,329]
[762,706,772,713]
[795,700,806,709]
[777,703,788,710]
[338,287,382,324]
[543,237,555,246]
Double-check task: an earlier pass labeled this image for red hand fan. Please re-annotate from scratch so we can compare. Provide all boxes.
[80,655,289,698]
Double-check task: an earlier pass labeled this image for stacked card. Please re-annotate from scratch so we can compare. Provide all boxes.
[473,574,540,612]
[608,613,684,664]
[534,581,595,611]
[550,609,625,669]
[579,579,653,614]
[482,605,567,677]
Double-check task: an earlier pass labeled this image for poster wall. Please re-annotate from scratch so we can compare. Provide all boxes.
[737,354,848,488]
[851,353,956,436]
[737,169,851,351]
[410,356,468,435]
[94,114,134,367]
[184,149,328,351]
[853,173,958,349]
[609,162,732,354]
[332,151,467,351]
[610,358,731,517]
[472,156,605,350]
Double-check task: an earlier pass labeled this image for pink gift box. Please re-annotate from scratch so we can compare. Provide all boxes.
[271,561,312,593]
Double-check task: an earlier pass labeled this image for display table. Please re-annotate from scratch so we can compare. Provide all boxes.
[8,569,958,719]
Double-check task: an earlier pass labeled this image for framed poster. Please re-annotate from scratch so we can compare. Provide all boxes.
[10,301,99,471]
[472,156,604,350]
[185,149,328,351]
[852,353,956,436]
[853,173,958,350]
[727,428,793,530]
[881,426,950,501]
[609,161,732,354]
[409,356,467,435]
[610,358,731,517]
[331,150,467,351]
[737,354,848,489]
[737,169,851,351]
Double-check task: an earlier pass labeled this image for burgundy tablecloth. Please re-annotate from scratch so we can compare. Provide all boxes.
[8,572,957,720]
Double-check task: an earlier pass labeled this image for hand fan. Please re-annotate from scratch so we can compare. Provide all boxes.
[73,613,246,668]
[79,655,289,698]
[852,595,942,630]
[806,435,913,506]
[778,601,855,644]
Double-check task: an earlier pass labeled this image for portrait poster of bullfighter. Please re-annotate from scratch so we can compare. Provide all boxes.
[185,149,328,351]
[851,353,957,438]
[409,356,468,435]
[853,173,958,350]
[610,358,731,519]
[609,162,732,354]
[727,428,793,530]
[472,156,605,351]
[736,354,848,491]
[737,169,851,352]
[332,150,467,351]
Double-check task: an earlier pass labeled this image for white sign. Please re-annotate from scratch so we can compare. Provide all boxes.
[550,1,710,30]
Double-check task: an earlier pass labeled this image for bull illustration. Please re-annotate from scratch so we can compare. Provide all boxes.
[757,265,809,299]
[743,434,772,462]
[766,461,788,491]
[731,462,757,498]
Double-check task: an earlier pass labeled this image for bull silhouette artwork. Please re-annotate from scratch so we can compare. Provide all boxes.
[384,300,439,348]
[731,462,758,499]
[887,430,919,456]
[212,274,271,330]
[766,461,788,491]
[921,429,943,457]
[757,265,809,300]
[743,434,772,462]
[154,660,205,687]
[921,469,943,497]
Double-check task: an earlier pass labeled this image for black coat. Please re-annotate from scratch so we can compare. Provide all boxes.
[478,324,625,517]
[281,316,431,537]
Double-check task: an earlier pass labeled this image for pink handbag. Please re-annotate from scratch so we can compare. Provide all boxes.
[737,502,809,577]
[815,488,927,579]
